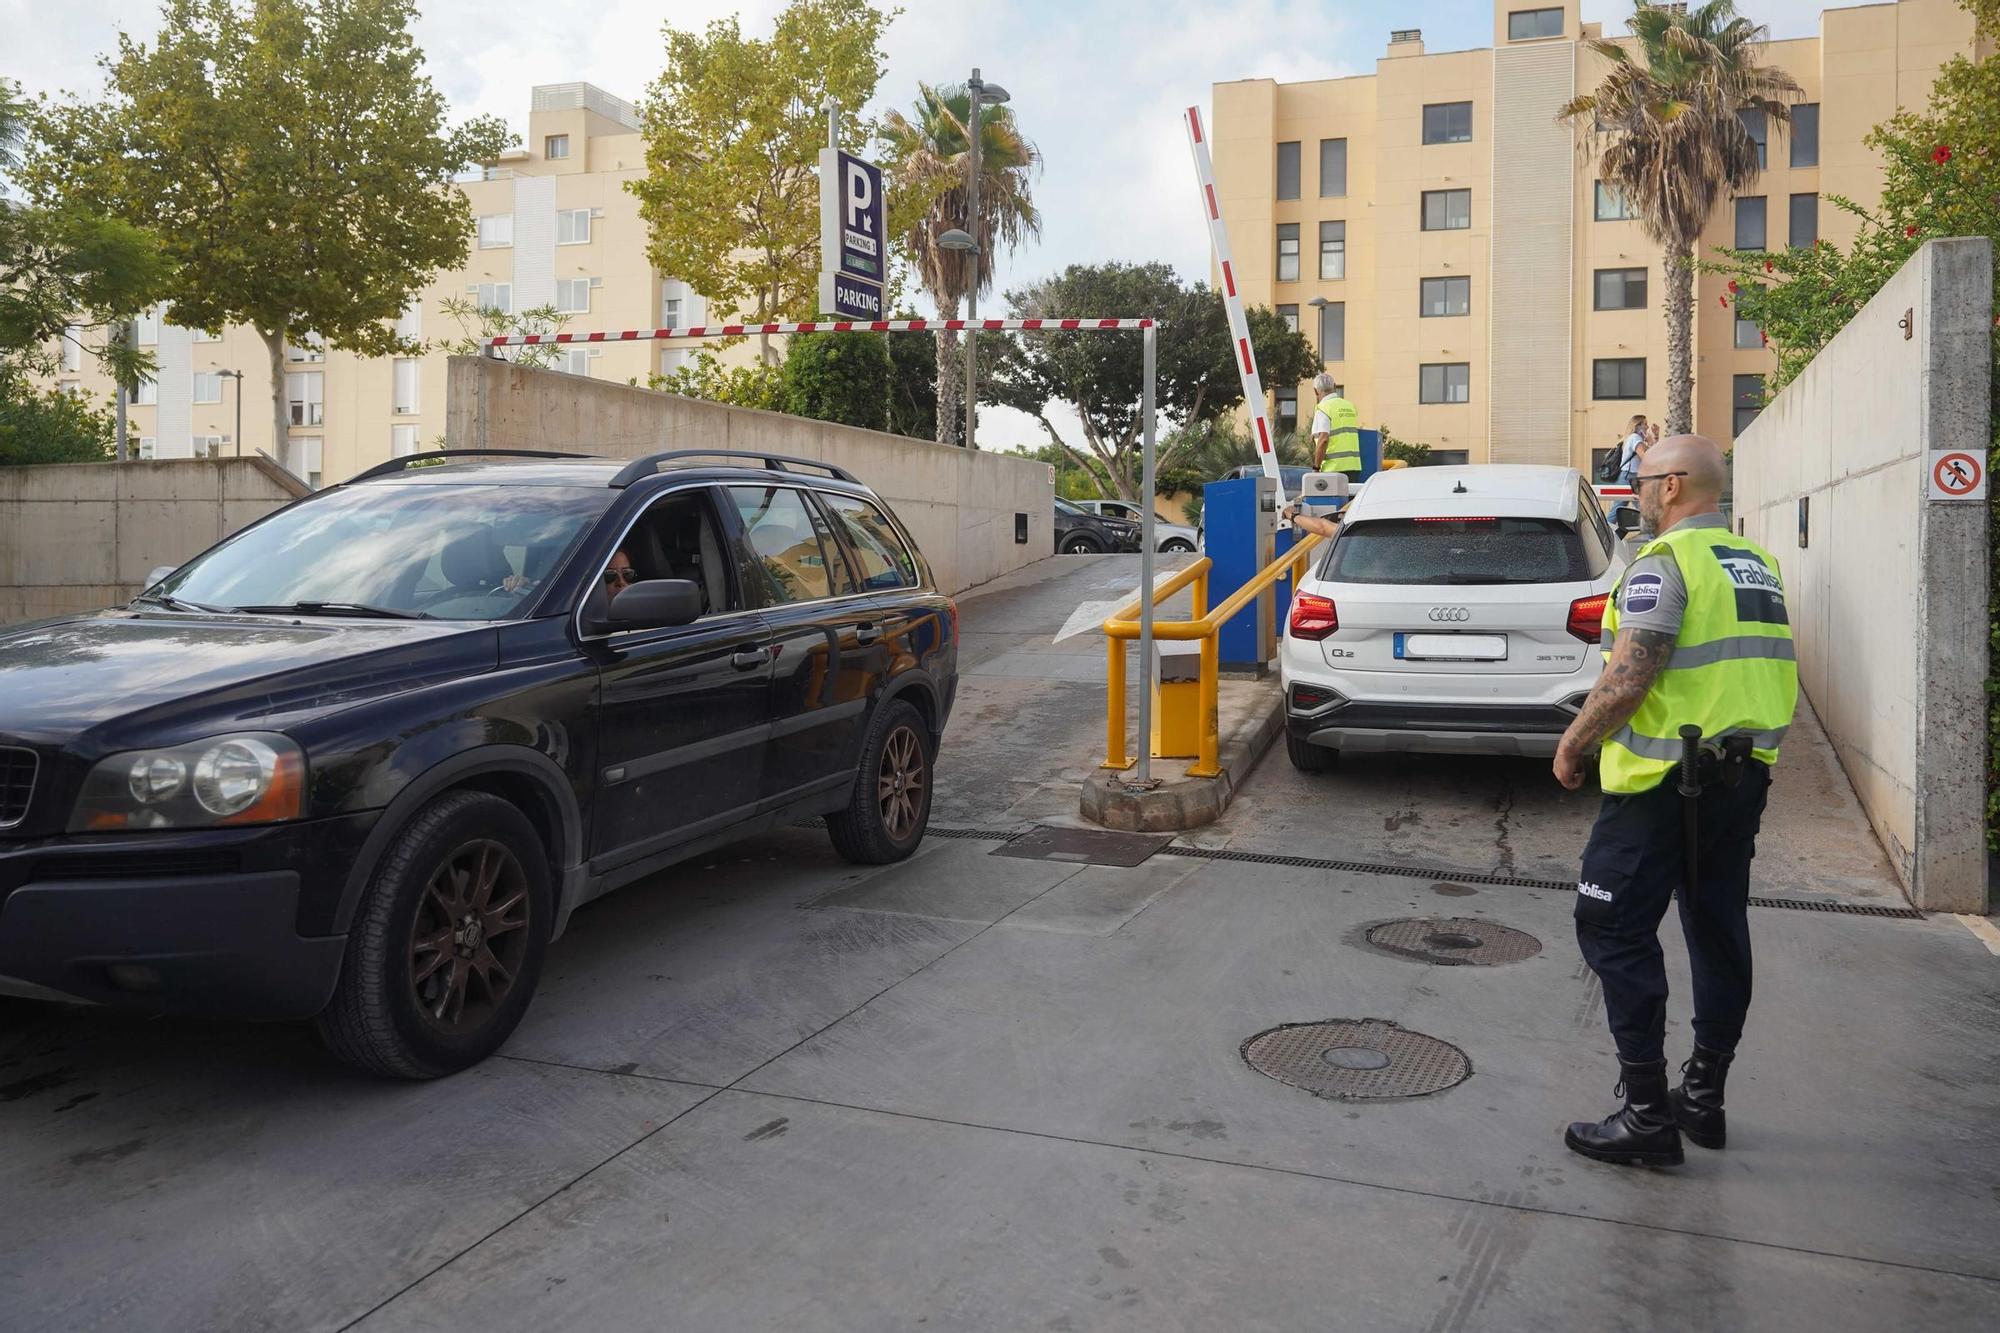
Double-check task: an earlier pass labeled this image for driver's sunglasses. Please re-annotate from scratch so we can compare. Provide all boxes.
[1631,471,1689,489]
[603,567,639,587]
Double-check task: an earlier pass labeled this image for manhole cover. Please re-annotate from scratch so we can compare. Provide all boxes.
[991,826,1172,868]
[1364,917,1542,966]
[1243,1020,1470,1101]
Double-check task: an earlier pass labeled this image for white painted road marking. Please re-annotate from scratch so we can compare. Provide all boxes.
[1954,914,2000,956]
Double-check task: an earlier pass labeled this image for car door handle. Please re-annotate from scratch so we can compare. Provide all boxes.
[854,623,882,646]
[730,647,769,669]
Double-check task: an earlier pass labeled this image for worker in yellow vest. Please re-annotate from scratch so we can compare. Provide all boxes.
[1308,374,1360,476]
[1551,435,1798,1169]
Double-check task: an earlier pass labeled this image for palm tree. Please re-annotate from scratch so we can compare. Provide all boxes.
[881,82,1041,446]
[1560,2,1799,435]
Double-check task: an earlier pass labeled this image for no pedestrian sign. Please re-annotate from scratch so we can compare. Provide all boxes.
[1928,449,1987,501]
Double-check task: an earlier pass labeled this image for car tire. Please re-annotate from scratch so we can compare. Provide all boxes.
[827,699,933,865]
[1061,535,1103,555]
[1285,730,1338,773]
[1161,539,1196,554]
[315,790,551,1079]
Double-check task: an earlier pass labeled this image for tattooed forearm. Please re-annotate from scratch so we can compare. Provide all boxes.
[1558,627,1676,752]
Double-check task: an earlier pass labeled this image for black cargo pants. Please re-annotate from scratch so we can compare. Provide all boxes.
[1574,761,1772,1064]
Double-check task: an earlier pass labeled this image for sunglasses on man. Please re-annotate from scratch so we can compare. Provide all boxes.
[603,567,639,587]
[1631,471,1689,489]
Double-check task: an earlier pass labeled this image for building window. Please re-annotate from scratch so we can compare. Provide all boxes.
[192,371,223,404]
[1274,385,1298,435]
[662,295,684,327]
[393,358,421,414]
[1592,357,1647,400]
[1789,193,1817,248]
[477,214,513,249]
[60,325,82,372]
[1276,223,1299,282]
[1733,373,1765,436]
[58,379,80,397]
[1319,301,1345,362]
[1430,449,1471,466]
[134,308,161,345]
[1275,141,1301,200]
[557,208,592,245]
[196,435,224,457]
[286,371,324,427]
[470,282,512,313]
[1734,317,1763,349]
[544,134,569,160]
[1593,267,1648,310]
[396,300,421,341]
[1419,363,1470,404]
[1738,108,1768,170]
[1422,102,1473,144]
[1791,103,1819,168]
[1318,221,1345,280]
[563,347,600,378]
[137,436,156,459]
[555,278,598,313]
[1594,182,1636,221]
[134,375,157,405]
[1319,138,1347,197]
[193,327,221,343]
[1420,275,1470,318]
[392,424,420,457]
[286,332,324,363]
[1422,188,1471,231]
[1277,304,1299,332]
[1734,196,1767,250]
[1508,7,1564,39]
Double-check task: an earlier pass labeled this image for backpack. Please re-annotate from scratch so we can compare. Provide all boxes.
[1595,443,1624,484]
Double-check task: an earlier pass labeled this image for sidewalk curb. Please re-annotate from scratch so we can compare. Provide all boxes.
[1080,687,1286,832]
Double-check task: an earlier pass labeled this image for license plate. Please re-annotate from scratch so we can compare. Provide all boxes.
[1396,632,1508,661]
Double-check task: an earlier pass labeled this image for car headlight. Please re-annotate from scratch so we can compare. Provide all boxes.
[71,733,306,831]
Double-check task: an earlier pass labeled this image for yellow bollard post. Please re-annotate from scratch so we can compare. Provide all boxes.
[1103,634,1134,770]
[1190,632,1222,778]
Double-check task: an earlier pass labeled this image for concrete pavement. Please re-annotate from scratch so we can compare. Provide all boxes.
[2,553,1996,1332]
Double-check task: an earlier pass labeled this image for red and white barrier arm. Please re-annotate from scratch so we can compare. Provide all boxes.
[1184,105,1285,504]
[480,317,1155,348]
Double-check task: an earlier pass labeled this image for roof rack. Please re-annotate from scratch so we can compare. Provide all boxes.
[609,450,859,488]
[348,449,596,483]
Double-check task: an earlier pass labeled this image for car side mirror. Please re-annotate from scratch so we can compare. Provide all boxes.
[605,578,702,631]
[144,565,176,589]
[1611,508,1641,538]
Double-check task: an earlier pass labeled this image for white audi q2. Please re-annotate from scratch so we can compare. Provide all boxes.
[1280,465,1628,770]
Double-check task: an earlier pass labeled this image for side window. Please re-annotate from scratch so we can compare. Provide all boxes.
[804,494,859,596]
[1578,483,1614,574]
[597,488,738,621]
[728,486,837,605]
[820,491,919,590]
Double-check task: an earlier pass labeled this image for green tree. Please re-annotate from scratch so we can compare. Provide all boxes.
[0,384,117,465]
[885,318,937,440]
[629,0,894,367]
[23,0,510,464]
[1380,426,1433,466]
[648,351,789,413]
[1560,1,1800,434]
[436,299,571,372]
[979,262,1318,500]
[783,331,893,431]
[880,81,1042,444]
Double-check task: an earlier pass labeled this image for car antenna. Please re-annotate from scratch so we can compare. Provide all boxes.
[1452,480,1468,493]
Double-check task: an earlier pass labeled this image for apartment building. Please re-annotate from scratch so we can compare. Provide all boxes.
[1212,0,1983,468]
[47,83,709,486]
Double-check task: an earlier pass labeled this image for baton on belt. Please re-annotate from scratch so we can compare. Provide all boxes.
[1677,724,1703,905]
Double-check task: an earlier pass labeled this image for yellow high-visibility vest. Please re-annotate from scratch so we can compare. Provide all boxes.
[1311,394,1361,474]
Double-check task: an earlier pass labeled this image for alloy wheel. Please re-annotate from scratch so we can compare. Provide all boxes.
[877,724,928,842]
[408,838,531,1033]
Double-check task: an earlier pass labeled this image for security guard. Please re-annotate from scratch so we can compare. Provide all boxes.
[1308,374,1360,476]
[1551,434,1798,1168]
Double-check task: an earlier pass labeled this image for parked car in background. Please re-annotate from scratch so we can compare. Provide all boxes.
[0,449,958,1078]
[1281,465,1625,769]
[1074,499,1199,554]
[1054,497,1129,554]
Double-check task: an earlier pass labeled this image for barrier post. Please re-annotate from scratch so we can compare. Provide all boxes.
[1135,323,1157,786]
[1104,634,1131,770]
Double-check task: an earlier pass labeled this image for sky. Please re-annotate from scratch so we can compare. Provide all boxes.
[3,0,1839,449]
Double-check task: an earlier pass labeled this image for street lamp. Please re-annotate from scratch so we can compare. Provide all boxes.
[218,369,245,457]
[1307,296,1331,364]
[957,68,1009,451]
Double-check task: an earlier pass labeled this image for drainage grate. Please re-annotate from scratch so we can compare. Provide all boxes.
[1242,1019,1471,1101]
[991,826,1173,868]
[1365,917,1543,966]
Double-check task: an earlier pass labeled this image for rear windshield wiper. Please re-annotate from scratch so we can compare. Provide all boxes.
[233,601,432,620]
[133,591,234,614]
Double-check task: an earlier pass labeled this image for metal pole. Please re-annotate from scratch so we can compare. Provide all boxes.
[1135,324,1157,785]
[232,373,242,457]
[827,98,839,152]
[964,70,982,452]
[113,320,131,462]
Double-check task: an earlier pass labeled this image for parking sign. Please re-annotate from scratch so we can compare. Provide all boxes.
[820,148,886,320]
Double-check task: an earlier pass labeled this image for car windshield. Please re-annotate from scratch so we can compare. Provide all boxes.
[1055,499,1088,517]
[156,483,616,620]
[1324,517,1590,585]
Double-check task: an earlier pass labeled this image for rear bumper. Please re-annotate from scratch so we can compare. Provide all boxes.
[1287,699,1577,758]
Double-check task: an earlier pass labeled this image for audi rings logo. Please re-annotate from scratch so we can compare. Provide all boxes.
[1427,606,1471,623]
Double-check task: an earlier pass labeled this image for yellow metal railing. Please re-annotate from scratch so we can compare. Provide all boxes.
[1101,533,1324,778]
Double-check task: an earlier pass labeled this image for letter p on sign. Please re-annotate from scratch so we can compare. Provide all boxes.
[845,164,874,235]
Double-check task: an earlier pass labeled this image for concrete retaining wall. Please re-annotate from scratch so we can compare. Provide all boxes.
[446,357,1053,595]
[1733,238,1991,912]
[0,457,310,624]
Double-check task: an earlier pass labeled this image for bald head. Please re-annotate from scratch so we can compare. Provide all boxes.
[1648,434,1727,503]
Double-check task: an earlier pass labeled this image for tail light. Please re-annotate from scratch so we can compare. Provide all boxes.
[1289,593,1338,641]
[1567,593,1609,643]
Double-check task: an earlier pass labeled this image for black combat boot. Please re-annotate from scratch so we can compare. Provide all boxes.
[1564,1058,1684,1167]
[1669,1045,1733,1149]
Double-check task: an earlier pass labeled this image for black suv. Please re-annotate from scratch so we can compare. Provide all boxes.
[0,450,957,1077]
